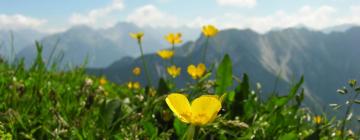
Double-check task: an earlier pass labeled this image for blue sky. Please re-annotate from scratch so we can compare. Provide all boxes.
[1,0,360,33]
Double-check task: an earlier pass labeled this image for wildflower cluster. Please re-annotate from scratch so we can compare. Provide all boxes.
[129,25,220,139]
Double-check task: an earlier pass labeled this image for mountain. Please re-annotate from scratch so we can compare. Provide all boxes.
[322,24,357,34]
[17,25,130,68]
[87,26,360,113]
[16,22,198,68]
[0,29,46,59]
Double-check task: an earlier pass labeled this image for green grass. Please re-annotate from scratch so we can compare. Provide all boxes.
[0,42,358,139]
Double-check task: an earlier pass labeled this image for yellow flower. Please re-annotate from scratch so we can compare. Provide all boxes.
[133,82,140,89]
[187,63,206,79]
[202,25,219,37]
[132,67,141,76]
[314,115,322,124]
[336,130,342,136]
[148,88,157,97]
[129,32,144,41]
[127,81,141,89]
[165,93,221,126]
[99,77,107,85]
[167,65,181,78]
[157,50,174,60]
[165,33,182,45]
[127,82,133,89]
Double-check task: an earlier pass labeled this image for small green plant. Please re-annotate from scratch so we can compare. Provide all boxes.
[334,79,360,139]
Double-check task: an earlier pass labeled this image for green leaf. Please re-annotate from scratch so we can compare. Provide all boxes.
[99,99,122,128]
[274,96,289,107]
[295,89,305,106]
[30,41,45,71]
[288,76,304,99]
[337,87,347,94]
[173,118,187,137]
[198,72,212,83]
[215,54,233,96]
[230,74,250,118]
[348,79,357,88]
[278,131,297,140]
[276,76,304,108]
[142,121,158,139]
[219,134,227,140]
[227,91,235,102]
[355,87,360,93]
[157,78,169,96]
[354,100,360,104]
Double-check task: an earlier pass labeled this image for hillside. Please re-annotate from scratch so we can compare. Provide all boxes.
[0,29,46,58]
[16,22,198,68]
[0,31,359,139]
[87,27,360,112]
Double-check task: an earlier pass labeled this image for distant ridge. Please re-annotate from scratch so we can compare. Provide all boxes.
[87,26,360,113]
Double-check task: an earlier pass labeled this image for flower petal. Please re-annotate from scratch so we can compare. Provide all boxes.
[130,33,137,39]
[165,93,192,123]
[187,65,198,79]
[190,95,221,125]
[196,63,206,77]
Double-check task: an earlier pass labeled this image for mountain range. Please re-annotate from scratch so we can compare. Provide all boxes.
[0,29,46,61]
[14,22,199,68]
[87,26,360,113]
[1,22,353,69]
[1,23,359,113]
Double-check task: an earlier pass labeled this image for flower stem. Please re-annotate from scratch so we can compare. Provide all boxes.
[201,37,210,64]
[183,125,196,140]
[341,91,360,138]
[137,40,152,86]
[171,44,175,65]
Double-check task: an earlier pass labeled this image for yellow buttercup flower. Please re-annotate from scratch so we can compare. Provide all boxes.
[165,93,221,126]
[129,32,144,41]
[127,81,141,89]
[127,82,133,89]
[133,82,140,89]
[187,63,206,79]
[167,65,181,78]
[132,67,141,76]
[165,33,182,45]
[99,77,107,85]
[336,130,342,136]
[202,25,219,37]
[157,50,174,60]
[314,115,322,124]
[148,88,157,97]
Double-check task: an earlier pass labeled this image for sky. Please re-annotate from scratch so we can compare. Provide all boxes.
[1,0,360,33]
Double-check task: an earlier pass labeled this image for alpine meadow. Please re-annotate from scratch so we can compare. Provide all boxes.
[1,0,360,139]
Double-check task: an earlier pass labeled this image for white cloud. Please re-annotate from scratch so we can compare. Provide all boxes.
[69,0,124,27]
[0,14,47,30]
[93,4,360,33]
[186,17,219,28]
[336,5,360,25]
[157,0,171,3]
[126,5,181,28]
[4,3,360,34]
[217,0,256,8]
[187,5,339,33]
[350,5,360,14]
[125,5,344,33]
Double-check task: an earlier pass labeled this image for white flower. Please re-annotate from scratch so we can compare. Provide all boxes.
[85,77,93,86]
[123,98,130,104]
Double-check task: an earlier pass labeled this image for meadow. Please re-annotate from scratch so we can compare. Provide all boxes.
[0,25,359,139]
